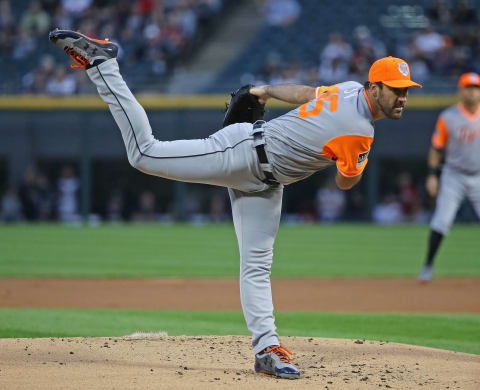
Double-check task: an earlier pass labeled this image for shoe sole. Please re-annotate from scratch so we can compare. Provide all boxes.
[255,370,300,379]
[49,29,118,64]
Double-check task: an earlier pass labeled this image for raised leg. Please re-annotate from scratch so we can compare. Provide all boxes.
[86,59,268,193]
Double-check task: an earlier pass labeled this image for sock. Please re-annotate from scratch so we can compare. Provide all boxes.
[425,230,444,267]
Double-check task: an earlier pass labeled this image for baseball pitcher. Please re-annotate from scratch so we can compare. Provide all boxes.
[49,29,422,379]
[419,73,480,282]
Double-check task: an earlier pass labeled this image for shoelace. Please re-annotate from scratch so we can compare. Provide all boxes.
[64,46,90,69]
[263,345,293,363]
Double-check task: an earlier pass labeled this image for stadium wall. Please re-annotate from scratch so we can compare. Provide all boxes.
[0,95,456,219]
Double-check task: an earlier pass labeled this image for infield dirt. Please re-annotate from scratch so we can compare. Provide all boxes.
[1,278,479,389]
[1,277,479,312]
[0,335,479,389]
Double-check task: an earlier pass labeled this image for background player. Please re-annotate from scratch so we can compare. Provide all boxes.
[419,73,480,282]
[49,29,421,379]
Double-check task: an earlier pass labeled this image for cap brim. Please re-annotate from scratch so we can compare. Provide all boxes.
[383,79,422,88]
[459,83,480,88]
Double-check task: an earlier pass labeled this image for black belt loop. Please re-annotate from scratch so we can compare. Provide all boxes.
[252,122,279,186]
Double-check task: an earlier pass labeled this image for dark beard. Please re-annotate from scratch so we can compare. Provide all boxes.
[378,95,403,120]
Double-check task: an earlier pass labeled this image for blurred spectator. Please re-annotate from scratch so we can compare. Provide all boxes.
[0,0,14,31]
[208,190,228,222]
[260,0,301,27]
[52,4,74,30]
[279,61,303,84]
[373,194,403,224]
[18,169,41,220]
[255,51,283,85]
[57,165,80,222]
[349,26,386,82]
[413,27,447,69]
[315,178,346,222]
[396,172,422,222]
[22,54,55,93]
[74,70,97,94]
[1,0,230,93]
[408,55,430,84]
[0,187,23,222]
[45,66,77,95]
[132,190,157,222]
[12,27,36,60]
[319,33,353,84]
[319,57,349,85]
[427,0,451,25]
[61,0,92,16]
[452,0,477,25]
[106,190,125,222]
[447,46,471,78]
[352,25,386,60]
[35,172,55,220]
[320,32,353,68]
[20,1,51,34]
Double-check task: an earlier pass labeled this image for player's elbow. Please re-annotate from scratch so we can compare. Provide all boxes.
[335,172,361,190]
[337,181,357,191]
[336,181,355,190]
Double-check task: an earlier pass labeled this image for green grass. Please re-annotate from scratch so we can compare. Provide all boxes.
[1,308,479,354]
[0,223,479,278]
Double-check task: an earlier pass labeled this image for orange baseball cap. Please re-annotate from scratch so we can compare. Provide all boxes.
[458,72,480,88]
[368,56,422,88]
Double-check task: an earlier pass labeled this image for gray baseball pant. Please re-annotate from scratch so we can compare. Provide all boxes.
[430,166,480,234]
[86,59,282,353]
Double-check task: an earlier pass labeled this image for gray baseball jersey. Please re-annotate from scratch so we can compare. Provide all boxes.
[264,81,375,184]
[86,59,377,354]
[432,104,480,174]
[430,104,480,234]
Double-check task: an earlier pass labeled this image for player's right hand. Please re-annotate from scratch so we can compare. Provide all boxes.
[426,174,439,197]
[249,85,270,104]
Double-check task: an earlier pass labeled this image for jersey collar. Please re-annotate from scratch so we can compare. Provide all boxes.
[361,89,375,122]
[458,103,480,122]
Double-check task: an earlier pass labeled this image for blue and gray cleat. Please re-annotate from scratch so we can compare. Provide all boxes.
[254,345,300,379]
[48,28,118,69]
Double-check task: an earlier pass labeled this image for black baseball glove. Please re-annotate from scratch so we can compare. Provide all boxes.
[223,85,265,127]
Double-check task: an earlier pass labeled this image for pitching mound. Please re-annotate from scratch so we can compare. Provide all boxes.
[0,336,478,389]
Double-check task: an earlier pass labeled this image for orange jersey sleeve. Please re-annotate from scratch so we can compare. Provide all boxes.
[431,116,449,149]
[323,134,374,177]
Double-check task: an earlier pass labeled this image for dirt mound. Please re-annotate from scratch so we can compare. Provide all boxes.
[0,336,478,389]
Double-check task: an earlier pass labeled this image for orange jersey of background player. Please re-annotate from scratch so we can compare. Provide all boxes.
[431,72,480,175]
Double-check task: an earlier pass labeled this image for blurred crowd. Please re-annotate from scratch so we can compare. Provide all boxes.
[1,165,435,225]
[0,0,227,94]
[0,165,232,223]
[1,166,80,222]
[251,0,480,88]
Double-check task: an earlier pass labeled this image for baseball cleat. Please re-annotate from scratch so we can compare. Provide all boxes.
[49,28,118,69]
[254,345,300,379]
[418,265,433,283]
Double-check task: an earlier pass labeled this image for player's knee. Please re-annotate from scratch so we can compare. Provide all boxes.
[430,221,450,235]
[128,153,144,171]
[240,248,273,274]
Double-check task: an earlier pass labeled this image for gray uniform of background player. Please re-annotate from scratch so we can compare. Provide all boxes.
[86,59,374,353]
[430,105,480,234]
